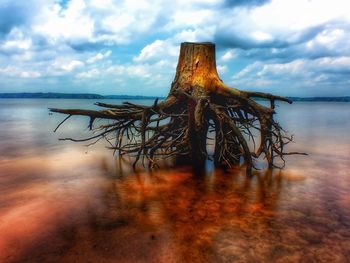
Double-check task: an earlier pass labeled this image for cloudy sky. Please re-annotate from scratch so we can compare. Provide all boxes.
[1,0,350,96]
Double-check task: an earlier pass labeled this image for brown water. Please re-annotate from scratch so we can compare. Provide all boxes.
[0,99,349,263]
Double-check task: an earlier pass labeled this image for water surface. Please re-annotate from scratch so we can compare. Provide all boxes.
[0,99,349,262]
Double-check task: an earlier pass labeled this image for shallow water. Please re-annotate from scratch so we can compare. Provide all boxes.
[0,99,349,262]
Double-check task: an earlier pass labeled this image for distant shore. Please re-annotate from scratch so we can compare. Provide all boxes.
[0,92,349,102]
[0,92,162,100]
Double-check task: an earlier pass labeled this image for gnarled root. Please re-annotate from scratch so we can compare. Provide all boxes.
[50,85,306,175]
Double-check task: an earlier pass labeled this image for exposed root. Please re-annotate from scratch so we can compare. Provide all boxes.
[50,86,306,175]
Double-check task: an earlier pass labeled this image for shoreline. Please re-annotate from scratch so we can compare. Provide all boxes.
[0,93,349,102]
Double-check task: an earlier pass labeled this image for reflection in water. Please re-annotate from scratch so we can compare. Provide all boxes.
[0,100,350,262]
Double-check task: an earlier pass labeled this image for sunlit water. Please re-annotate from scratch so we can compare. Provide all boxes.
[0,99,349,263]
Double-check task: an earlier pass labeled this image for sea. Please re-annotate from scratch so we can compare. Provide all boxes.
[0,99,349,262]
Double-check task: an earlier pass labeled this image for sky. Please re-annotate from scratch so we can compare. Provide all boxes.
[0,0,350,97]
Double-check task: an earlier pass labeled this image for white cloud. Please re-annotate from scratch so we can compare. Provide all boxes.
[106,64,152,78]
[217,64,228,74]
[20,71,42,78]
[133,26,216,64]
[254,57,350,78]
[232,62,263,79]
[251,31,272,42]
[249,0,350,31]
[33,0,94,43]
[133,40,178,62]
[0,66,41,78]
[0,28,32,54]
[76,68,100,78]
[257,60,305,76]
[166,9,215,30]
[216,0,350,51]
[231,56,350,95]
[60,60,85,72]
[31,0,163,46]
[1,38,32,51]
[220,50,236,61]
[86,50,112,64]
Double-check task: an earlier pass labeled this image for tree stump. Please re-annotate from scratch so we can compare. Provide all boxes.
[50,42,305,175]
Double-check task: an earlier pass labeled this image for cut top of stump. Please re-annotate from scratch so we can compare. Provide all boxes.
[174,42,220,90]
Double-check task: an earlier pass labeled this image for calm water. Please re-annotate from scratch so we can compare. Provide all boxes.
[0,99,349,263]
